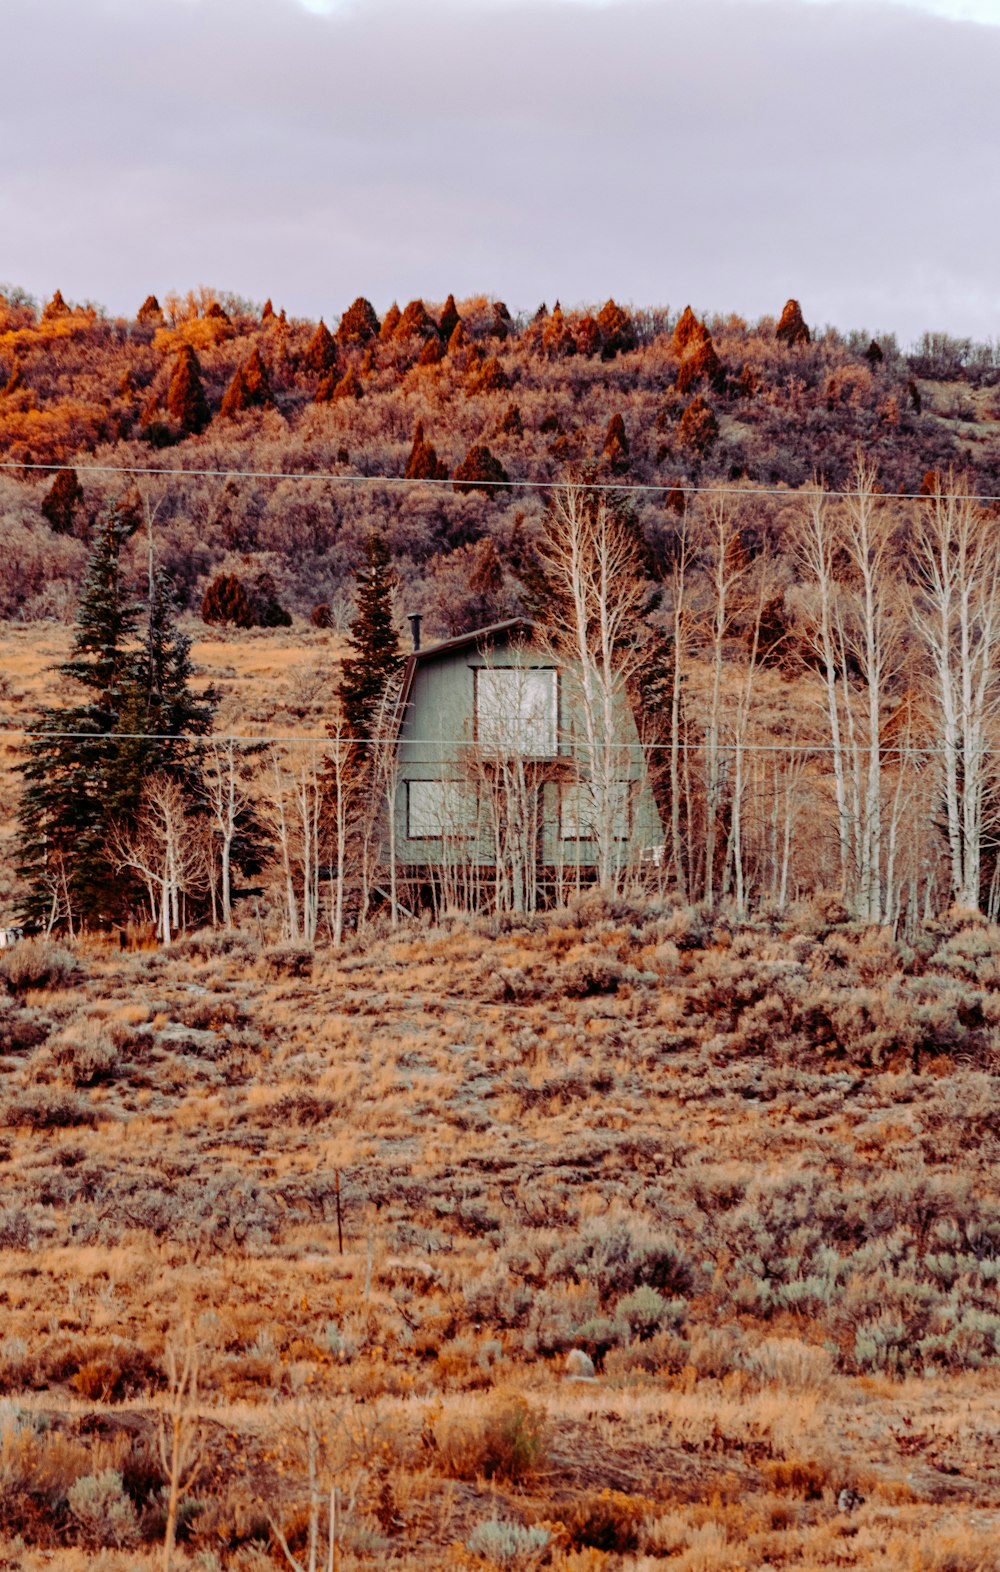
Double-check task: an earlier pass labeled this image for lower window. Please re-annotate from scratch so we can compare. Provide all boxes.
[407,780,478,840]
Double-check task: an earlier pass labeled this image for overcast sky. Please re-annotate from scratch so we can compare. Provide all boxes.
[3,0,998,345]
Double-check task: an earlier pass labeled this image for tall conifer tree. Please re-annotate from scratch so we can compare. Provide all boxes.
[17,510,214,932]
[338,534,403,740]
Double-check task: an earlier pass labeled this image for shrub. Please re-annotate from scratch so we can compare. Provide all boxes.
[6,1089,99,1129]
[0,937,79,992]
[202,572,254,628]
[51,1016,119,1085]
[614,1286,686,1341]
[466,1520,550,1568]
[559,1491,649,1553]
[479,1395,547,1482]
[68,1468,140,1549]
[551,1223,693,1303]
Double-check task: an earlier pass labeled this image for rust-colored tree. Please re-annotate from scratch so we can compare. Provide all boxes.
[41,468,85,536]
[332,368,363,401]
[220,348,275,417]
[596,298,636,356]
[672,305,701,355]
[379,302,402,340]
[468,355,510,393]
[394,299,440,340]
[165,345,210,435]
[43,289,70,320]
[438,293,460,341]
[201,573,254,628]
[678,394,719,456]
[418,336,445,366]
[776,299,811,346]
[136,294,164,324]
[337,296,380,344]
[602,412,630,473]
[405,421,449,481]
[452,444,509,496]
[304,320,337,373]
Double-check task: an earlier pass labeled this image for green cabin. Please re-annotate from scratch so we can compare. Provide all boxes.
[393,618,664,904]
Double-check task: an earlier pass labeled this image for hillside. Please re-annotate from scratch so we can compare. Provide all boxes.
[1,901,999,1569]
[1,285,999,630]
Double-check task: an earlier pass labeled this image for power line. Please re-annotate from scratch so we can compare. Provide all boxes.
[0,728,985,758]
[0,459,997,504]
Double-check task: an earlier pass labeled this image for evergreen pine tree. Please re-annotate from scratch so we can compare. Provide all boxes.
[166,345,210,434]
[262,298,275,321]
[41,468,84,536]
[338,534,403,740]
[16,509,212,931]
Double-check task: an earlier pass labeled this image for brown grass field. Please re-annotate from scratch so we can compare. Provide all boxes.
[1,623,1000,1570]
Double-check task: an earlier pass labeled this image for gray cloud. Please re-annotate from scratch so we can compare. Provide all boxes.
[3,0,998,343]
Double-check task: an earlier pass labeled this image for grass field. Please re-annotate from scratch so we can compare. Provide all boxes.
[2,898,999,1569]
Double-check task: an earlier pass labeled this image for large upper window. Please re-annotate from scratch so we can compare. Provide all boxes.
[475,667,558,757]
[407,780,478,840]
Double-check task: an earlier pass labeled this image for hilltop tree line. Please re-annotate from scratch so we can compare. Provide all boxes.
[0,282,998,631]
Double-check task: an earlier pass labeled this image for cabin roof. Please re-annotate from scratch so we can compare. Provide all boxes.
[394,617,537,734]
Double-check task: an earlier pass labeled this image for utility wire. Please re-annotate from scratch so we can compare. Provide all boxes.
[0,729,985,757]
[0,459,997,504]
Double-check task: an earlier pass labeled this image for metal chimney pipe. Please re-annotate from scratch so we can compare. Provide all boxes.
[408,613,422,652]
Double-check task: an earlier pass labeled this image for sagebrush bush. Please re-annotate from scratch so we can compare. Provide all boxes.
[0,938,79,993]
[466,1519,550,1568]
[67,1468,139,1548]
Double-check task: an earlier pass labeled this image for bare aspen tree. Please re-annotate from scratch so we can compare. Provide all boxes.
[794,486,852,895]
[111,774,202,945]
[911,477,1000,910]
[266,746,324,943]
[699,498,750,904]
[324,710,355,948]
[537,485,647,892]
[202,739,255,928]
[725,553,777,914]
[667,517,692,897]
[837,455,904,923]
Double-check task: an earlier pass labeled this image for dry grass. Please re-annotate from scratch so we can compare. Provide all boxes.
[0,902,999,1567]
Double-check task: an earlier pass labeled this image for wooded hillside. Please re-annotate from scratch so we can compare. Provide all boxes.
[1,284,998,630]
